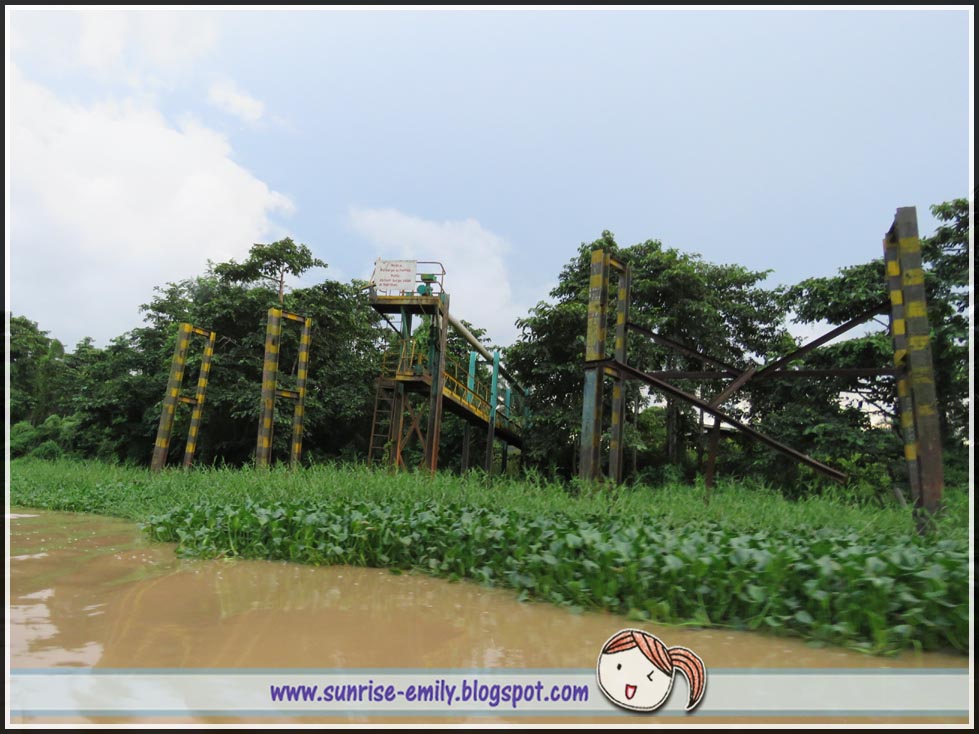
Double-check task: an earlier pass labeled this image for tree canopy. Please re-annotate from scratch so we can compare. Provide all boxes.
[10,200,970,497]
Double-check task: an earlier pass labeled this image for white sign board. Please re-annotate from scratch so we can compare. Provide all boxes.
[371,259,417,293]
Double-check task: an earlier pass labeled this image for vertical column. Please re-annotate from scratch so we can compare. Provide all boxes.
[892,207,944,524]
[579,250,610,481]
[390,310,412,468]
[883,232,921,511]
[467,351,478,404]
[609,264,630,484]
[485,350,500,473]
[703,421,722,495]
[290,317,313,467]
[151,323,192,472]
[256,307,282,468]
[182,328,216,468]
[425,295,449,473]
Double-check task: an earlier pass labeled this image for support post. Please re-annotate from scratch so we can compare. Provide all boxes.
[151,323,193,472]
[579,250,610,481]
[290,317,312,467]
[609,265,630,483]
[424,295,449,473]
[485,349,500,473]
[182,328,216,468]
[467,351,478,402]
[887,207,943,529]
[704,421,722,497]
[256,308,283,468]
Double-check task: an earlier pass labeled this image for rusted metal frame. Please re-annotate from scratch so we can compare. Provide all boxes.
[579,250,611,481]
[609,265,631,483]
[182,329,216,468]
[368,380,393,465]
[625,321,740,375]
[608,360,847,482]
[389,385,407,467]
[703,422,722,496]
[757,367,899,379]
[708,366,758,408]
[702,366,757,490]
[754,303,887,378]
[398,395,427,468]
[378,311,401,337]
[643,368,898,379]
[890,207,943,526]
[424,295,450,473]
[151,323,194,472]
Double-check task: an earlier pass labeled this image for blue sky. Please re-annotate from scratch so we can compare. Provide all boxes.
[6,7,973,350]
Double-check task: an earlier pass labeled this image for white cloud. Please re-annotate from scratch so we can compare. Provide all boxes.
[208,79,265,124]
[8,64,294,347]
[9,9,218,87]
[348,207,526,347]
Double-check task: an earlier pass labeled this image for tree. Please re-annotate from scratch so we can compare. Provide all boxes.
[212,238,327,304]
[782,198,971,479]
[507,231,789,481]
[9,315,53,424]
[135,248,382,466]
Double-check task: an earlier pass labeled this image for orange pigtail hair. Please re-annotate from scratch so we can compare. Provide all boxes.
[667,646,707,711]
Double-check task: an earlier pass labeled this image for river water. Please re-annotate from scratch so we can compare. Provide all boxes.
[8,510,968,725]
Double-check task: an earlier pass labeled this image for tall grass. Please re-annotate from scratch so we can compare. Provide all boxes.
[9,458,967,537]
[8,458,971,655]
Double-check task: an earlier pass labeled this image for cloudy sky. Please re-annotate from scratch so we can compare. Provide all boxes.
[6,7,972,350]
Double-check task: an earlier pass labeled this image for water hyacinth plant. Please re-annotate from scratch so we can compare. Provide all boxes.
[10,459,970,655]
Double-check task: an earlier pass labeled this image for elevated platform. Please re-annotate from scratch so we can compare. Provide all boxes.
[365,260,525,472]
[369,293,444,316]
[380,374,524,448]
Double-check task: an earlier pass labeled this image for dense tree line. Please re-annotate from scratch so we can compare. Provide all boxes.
[8,201,969,497]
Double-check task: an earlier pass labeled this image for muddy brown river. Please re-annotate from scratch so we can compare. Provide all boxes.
[8,510,968,725]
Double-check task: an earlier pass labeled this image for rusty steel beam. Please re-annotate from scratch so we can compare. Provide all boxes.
[604,360,847,482]
[643,367,899,380]
[625,322,740,375]
[757,367,899,379]
[709,366,757,408]
[755,303,887,378]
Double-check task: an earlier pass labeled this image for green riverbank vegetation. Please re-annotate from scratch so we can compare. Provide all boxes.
[10,458,970,656]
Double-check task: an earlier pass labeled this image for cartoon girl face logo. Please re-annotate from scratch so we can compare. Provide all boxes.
[596,629,707,712]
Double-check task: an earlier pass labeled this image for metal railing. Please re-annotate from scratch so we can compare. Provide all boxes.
[379,337,524,433]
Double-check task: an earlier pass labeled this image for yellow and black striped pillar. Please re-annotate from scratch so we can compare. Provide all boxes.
[883,232,922,509]
[289,315,313,467]
[256,307,283,468]
[885,207,944,527]
[182,327,216,468]
[151,323,193,472]
[609,263,631,484]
